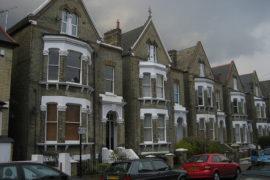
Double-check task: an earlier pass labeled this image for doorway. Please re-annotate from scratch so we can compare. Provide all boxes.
[106,111,117,150]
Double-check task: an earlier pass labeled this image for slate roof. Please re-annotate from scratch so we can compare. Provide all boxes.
[260,80,270,97]
[121,25,145,55]
[212,63,231,84]
[175,46,196,71]
[240,73,253,93]
[0,26,17,47]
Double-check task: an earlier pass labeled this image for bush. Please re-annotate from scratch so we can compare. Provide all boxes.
[258,136,270,149]
[176,137,225,156]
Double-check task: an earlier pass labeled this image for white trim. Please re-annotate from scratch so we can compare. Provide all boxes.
[256,123,269,129]
[31,0,51,15]
[96,40,123,51]
[43,35,93,61]
[47,49,60,82]
[232,121,248,128]
[196,114,216,123]
[194,78,214,90]
[140,108,169,120]
[230,91,246,101]
[41,96,91,111]
[139,61,167,80]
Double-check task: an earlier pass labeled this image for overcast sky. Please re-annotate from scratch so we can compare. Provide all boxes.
[1,0,270,80]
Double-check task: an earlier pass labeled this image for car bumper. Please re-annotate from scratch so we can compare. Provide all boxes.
[186,170,213,179]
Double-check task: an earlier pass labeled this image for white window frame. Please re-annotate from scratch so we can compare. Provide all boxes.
[235,124,241,143]
[47,48,60,82]
[173,82,180,104]
[198,86,204,106]
[105,66,115,94]
[143,114,153,144]
[66,51,82,84]
[233,77,238,90]
[216,91,221,110]
[199,63,205,77]
[148,44,157,62]
[156,74,164,99]
[142,73,152,98]
[61,11,78,37]
[207,86,213,107]
[45,103,58,143]
[157,114,166,143]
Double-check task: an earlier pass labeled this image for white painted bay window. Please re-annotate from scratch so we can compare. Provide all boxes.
[65,104,80,141]
[142,73,151,97]
[173,82,180,104]
[46,104,58,141]
[105,66,114,93]
[156,74,164,99]
[65,51,82,83]
[157,114,166,142]
[197,86,204,106]
[48,48,59,81]
[61,10,78,37]
[143,114,153,143]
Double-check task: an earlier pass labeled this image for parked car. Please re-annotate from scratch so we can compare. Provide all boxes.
[0,162,69,180]
[180,153,240,180]
[257,148,270,163]
[100,158,187,180]
[239,162,270,180]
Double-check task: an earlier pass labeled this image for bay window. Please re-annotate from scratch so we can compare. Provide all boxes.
[65,51,81,83]
[143,114,152,143]
[173,82,180,104]
[61,10,78,37]
[46,104,57,141]
[156,74,164,98]
[105,66,114,93]
[65,104,80,141]
[142,73,151,97]
[157,114,166,142]
[197,86,204,106]
[48,48,59,81]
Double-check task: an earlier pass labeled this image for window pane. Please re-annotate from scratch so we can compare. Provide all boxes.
[46,123,57,141]
[65,123,79,140]
[46,104,57,141]
[142,73,151,97]
[138,161,154,172]
[156,75,164,98]
[153,160,168,171]
[48,66,59,81]
[66,51,81,83]
[105,66,114,93]
[66,105,80,122]
[22,164,60,179]
[49,49,59,65]
[66,67,80,83]
[144,114,152,142]
[144,114,152,127]
[72,25,77,36]
[67,51,81,67]
[71,14,78,25]
[198,86,203,105]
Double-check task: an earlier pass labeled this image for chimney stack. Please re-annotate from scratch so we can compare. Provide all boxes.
[104,20,122,47]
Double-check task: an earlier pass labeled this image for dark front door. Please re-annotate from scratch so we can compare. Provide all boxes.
[106,111,116,150]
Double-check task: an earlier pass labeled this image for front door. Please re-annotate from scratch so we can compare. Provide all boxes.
[106,111,116,150]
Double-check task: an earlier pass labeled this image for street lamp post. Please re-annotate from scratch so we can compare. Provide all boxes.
[78,126,86,177]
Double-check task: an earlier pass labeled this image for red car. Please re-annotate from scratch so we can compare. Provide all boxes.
[180,153,241,180]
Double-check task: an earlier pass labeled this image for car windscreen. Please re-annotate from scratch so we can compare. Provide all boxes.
[107,162,131,173]
[187,155,209,163]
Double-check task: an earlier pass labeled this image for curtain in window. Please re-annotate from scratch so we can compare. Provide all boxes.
[65,105,80,140]
[46,104,57,141]
[142,73,151,97]
[157,114,165,142]
[48,48,59,81]
[65,51,81,83]
[156,74,164,98]
[143,114,152,142]
[105,66,114,93]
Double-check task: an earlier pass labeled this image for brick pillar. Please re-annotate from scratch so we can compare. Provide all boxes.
[117,123,125,147]
[57,105,67,143]
[40,105,47,143]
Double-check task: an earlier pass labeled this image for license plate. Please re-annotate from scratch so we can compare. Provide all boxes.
[107,176,119,180]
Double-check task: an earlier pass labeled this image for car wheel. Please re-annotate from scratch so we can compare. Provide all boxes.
[233,168,241,179]
[213,172,220,180]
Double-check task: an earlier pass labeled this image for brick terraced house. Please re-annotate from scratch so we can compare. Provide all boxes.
[213,61,252,146]
[0,26,17,162]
